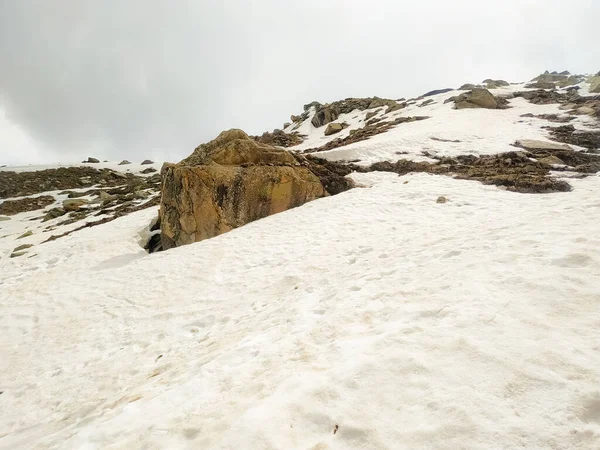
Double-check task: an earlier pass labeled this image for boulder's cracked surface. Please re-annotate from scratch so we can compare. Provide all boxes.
[159,129,339,249]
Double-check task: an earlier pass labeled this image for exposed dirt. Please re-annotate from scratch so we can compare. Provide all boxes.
[545,124,600,151]
[302,116,430,154]
[0,167,141,198]
[42,195,160,244]
[0,195,56,216]
[350,146,600,193]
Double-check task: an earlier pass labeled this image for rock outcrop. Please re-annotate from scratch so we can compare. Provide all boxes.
[159,129,347,250]
[532,72,569,83]
[253,129,305,147]
[590,76,600,94]
[294,97,404,129]
[482,79,509,88]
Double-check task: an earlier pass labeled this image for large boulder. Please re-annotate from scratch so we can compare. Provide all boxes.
[159,129,333,250]
[589,76,600,93]
[454,88,499,109]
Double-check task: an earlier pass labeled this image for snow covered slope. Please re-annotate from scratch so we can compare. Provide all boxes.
[1,77,600,449]
[286,81,596,165]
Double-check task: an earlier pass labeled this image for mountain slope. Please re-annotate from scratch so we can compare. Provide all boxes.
[1,75,600,449]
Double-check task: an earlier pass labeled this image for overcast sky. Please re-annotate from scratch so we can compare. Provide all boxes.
[0,0,598,165]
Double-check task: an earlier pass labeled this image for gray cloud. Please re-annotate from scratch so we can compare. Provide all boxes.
[0,0,598,164]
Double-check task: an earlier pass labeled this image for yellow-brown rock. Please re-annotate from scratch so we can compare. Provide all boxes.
[160,129,329,249]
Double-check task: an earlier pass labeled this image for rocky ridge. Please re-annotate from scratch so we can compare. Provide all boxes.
[3,70,600,257]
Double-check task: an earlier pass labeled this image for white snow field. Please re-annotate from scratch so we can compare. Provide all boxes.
[1,171,600,449]
[1,78,600,449]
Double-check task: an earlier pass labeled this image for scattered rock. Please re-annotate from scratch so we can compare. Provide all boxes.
[300,97,403,128]
[99,191,117,203]
[63,199,89,212]
[353,151,577,193]
[141,167,157,174]
[303,116,430,153]
[430,137,461,143]
[546,124,600,150]
[0,167,140,198]
[0,216,10,221]
[515,139,572,151]
[141,160,154,165]
[10,251,27,258]
[365,111,379,121]
[483,79,510,89]
[577,106,596,116]
[537,156,565,165]
[13,243,33,252]
[512,89,579,105]
[589,76,600,94]
[43,207,66,221]
[454,88,499,109]
[83,157,100,163]
[118,160,131,165]
[134,190,150,199]
[160,129,337,249]
[422,88,453,97]
[17,230,33,239]
[253,129,305,147]
[418,99,435,107]
[324,123,344,136]
[531,72,569,83]
[520,113,574,123]
[525,82,556,90]
[436,196,448,204]
[557,75,584,88]
[0,195,55,216]
[458,83,479,90]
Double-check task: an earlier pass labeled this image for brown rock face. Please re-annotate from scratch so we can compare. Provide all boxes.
[159,129,330,250]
